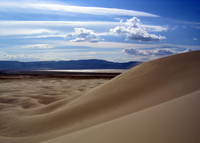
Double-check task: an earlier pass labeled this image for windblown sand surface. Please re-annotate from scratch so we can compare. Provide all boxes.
[0,51,200,143]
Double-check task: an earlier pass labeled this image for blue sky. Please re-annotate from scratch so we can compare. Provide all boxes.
[0,0,200,62]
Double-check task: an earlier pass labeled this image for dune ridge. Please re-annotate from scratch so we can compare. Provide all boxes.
[0,51,200,143]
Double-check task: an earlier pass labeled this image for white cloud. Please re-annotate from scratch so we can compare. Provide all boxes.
[123,47,196,58]
[125,17,141,27]
[0,0,158,17]
[159,44,200,50]
[0,21,167,32]
[38,40,159,49]
[22,44,54,49]
[0,21,121,27]
[0,51,11,60]
[0,51,70,61]
[0,21,118,38]
[123,48,177,56]
[110,17,166,42]
[183,48,194,53]
[0,50,120,61]
[0,29,57,36]
[142,25,168,32]
[65,28,101,43]
[110,26,128,37]
[4,40,159,50]
[0,51,40,61]
[193,38,198,40]
[0,20,168,39]
[136,56,150,61]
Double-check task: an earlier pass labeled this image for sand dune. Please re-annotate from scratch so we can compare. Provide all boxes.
[0,51,200,143]
[44,90,200,143]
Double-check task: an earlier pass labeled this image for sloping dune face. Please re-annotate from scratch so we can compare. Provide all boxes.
[44,90,200,143]
[0,51,200,143]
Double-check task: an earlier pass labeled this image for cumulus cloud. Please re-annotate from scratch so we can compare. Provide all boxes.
[110,17,166,42]
[183,48,194,53]
[125,17,141,28]
[123,48,176,56]
[65,28,101,43]
[0,51,40,61]
[0,51,11,60]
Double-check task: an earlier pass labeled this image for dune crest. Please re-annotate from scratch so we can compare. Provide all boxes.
[0,51,200,143]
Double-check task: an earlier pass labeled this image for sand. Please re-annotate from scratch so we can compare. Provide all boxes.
[0,51,200,143]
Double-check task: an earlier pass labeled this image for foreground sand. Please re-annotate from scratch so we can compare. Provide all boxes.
[0,51,200,143]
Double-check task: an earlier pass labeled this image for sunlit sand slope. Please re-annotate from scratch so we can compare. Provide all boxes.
[44,90,200,143]
[0,51,199,143]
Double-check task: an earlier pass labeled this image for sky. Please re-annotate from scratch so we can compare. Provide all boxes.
[0,0,200,62]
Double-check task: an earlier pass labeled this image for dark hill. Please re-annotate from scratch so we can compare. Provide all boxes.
[0,59,142,70]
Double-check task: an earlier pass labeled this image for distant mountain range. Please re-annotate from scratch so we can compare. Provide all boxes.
[0,59,142,70]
